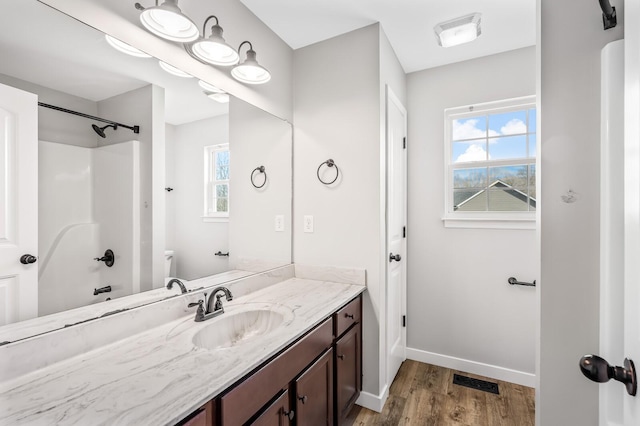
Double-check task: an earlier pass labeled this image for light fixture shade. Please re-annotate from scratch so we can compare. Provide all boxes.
[198,80,225,93]
[159,61,193,78]
[139,0,199,43]
[105,34,151,58]
[206,92,230,103]
[231,49,271,85]
[434,13,481,48]
[191,24,239,66]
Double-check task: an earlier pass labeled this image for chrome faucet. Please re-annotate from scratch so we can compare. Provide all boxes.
[187,287,233,322]
[167,278,187,294]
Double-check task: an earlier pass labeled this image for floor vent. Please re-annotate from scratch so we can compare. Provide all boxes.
[452,374,499,395]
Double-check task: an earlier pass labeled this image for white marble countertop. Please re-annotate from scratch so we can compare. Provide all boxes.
[0,277,365,426]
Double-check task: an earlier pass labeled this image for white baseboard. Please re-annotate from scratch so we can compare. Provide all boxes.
[406,347,536,388]
[355,384,389,413]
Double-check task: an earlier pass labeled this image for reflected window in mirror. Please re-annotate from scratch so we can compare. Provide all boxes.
[205,143,230,221]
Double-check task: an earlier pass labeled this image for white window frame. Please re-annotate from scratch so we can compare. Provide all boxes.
[203,143,229,222]
[443,96,536,230]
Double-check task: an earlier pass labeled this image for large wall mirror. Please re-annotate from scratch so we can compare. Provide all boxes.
[0,1,292,342]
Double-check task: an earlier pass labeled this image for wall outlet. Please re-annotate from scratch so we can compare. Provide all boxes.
[303,215,314,233]
[275,215,284,232]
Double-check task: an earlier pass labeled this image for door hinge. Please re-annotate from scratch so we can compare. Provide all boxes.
[403,226,406,238]
[402,315,406,327]
[403,137,406,149]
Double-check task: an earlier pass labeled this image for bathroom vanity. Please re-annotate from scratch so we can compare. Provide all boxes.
[0,265,365,426]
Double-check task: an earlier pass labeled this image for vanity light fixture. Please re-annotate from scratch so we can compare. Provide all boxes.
[206,92,230,103]
[190,16,239,66]
[231,41,271,85]
[198,80,225,93]
[105,35,152,58]
[159,60,193,78]
[135,0,199,43]
[434,13,482,48]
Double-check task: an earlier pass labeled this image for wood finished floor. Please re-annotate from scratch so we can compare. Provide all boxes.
[345,360,535,426]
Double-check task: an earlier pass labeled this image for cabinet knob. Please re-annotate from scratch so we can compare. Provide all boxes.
[297,395,308,404]
[282,409,295,420]
[345,313,354,319]
[337,354,345,360]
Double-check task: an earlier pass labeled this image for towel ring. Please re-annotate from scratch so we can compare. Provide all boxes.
[317,159,339,185]
[251,165,267,188]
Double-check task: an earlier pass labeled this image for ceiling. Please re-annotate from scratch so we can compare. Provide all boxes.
[240,0,537,73]
[0,1,228,125]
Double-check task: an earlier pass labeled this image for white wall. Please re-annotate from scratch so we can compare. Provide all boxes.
[406,47,537,385]
[538,0,623,424]
[228,98,292,269]
[293,24,383,395]
[0,73,99,147]
[98,85,165,291]
[40,0,294,122]
[171,115,230,280]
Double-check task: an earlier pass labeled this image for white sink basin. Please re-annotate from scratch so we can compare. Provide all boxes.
[192,306,292,350]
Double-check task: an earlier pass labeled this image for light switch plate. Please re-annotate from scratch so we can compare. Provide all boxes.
[275,215,284,232]
[304,215,314,233]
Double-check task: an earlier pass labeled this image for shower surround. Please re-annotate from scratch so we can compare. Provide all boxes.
[38,140,140,316]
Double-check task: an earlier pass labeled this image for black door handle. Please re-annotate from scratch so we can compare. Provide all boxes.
[389,253,401,262]
[579,354,637,396]
[20,254,37,264]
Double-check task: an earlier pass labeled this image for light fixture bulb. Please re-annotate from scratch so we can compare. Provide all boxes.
[231,48,271,85]
[206,92,230,103]
[434,13,482,48]
[159,61,193,78]
[105,34,151,58]
[198,80,225,93]
[191,24,239,66]
[139,0,199,43]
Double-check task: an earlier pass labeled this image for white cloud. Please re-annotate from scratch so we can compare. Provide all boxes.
[500,118,527,135]
[455,144,489,163]
[453,119,499,141]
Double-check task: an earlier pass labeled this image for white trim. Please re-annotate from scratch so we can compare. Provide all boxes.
[201,216,229,223]
[406,347,536,388]
[355,384,389,413]
[443,216,535,230]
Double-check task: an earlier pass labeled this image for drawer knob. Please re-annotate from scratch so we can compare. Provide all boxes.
[345,313,354,319]
[298,395,308,404]
[283,409,295,420]
[338,354,345,360]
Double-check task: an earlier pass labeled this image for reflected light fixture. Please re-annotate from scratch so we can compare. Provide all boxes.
[198,80,225,93]
[231,41,271,85]
[191,16,239,66]
[434,13,482,48]
[135,0,199,42]
[159,60,193,78]
[105,34,152,58]
[206,92,230,103]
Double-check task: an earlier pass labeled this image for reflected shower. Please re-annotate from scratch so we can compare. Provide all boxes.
[92,124,117,138]
[37,102,140,137]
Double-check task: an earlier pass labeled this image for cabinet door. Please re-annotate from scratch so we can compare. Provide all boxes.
[295,349,333,426]
[335,323,361,423]
[251,389,293,426]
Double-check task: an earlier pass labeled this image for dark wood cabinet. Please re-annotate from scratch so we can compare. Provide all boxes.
[251,390,293,426]
[177,401,214,426]
[334,322,361,423]
[294,349,333,426]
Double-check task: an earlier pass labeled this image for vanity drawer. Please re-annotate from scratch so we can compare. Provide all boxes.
[219,317,333,425]
[334,296,361,338]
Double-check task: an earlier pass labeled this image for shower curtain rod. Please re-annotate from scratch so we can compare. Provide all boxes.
[37,102,140,134]
[599,0,617,30]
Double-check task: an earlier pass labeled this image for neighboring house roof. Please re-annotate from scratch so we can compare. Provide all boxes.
[454,180,536,211]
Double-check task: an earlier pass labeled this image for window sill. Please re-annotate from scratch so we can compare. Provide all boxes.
[442,215,536,230]
[202,216,229,223]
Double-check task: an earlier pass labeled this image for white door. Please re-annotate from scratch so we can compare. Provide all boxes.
[386,86,407,386]
[0,83,38,326]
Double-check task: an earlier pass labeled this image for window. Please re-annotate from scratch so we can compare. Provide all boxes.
[204,144,229,221]
[444,96,536,229]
